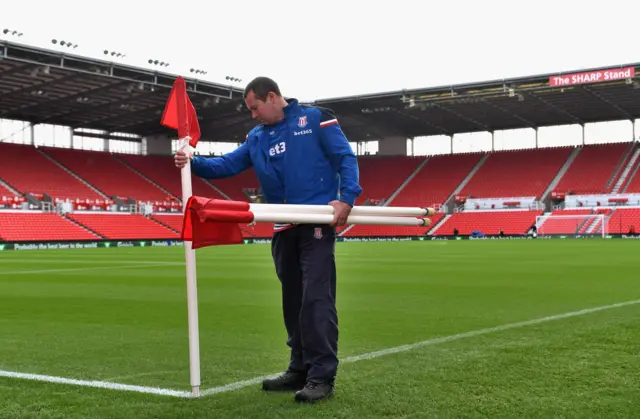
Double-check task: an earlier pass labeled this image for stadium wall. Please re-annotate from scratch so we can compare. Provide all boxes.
[378,137,407,156]
[143,135,173,156]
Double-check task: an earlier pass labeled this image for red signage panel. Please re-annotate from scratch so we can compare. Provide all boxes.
[548,67,635,86]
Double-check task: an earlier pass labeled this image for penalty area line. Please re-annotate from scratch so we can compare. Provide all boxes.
[1,298,638,398]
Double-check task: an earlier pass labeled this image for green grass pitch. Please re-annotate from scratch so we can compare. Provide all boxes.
[1,240,639,418]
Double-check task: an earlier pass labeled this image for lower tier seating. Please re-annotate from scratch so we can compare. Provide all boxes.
[537,209,594,235]
[343,213,445,237]
[0,212,99,241]
[435,210,543,236]
[67,213,178,239]
[606,208,640,234]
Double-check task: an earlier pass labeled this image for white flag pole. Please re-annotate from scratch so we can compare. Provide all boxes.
[179,136,201,398]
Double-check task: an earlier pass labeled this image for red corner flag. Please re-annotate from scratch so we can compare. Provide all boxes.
[181,197,248,248]
[161,76,201,147]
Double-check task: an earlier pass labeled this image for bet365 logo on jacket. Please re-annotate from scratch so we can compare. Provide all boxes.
[269,141,286,156]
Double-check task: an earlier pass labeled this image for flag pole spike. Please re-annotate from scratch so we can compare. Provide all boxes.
[179,137,201,398]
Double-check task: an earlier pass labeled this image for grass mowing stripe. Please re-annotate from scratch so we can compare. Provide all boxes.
[1,298,637,399]
[200,298,640,397]
[0,263,183,276]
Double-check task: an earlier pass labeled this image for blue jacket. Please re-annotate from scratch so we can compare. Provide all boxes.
[190,99,362,207]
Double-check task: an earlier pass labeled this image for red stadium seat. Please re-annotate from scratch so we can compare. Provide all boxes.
[555,143,630,195]
[41,147,169,202]
[0,212,99,241]
[434,210,542,236]
[0,143,101,200]
[460,147,572,199]
[67,213,178,240]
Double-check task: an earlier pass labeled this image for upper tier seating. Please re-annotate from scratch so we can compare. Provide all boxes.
[0,212,99,241]
[392,153,483,208]
[555,142,630,195]
[460,147,572,199]
[354,156,424,205]
[622,159,640,193]
[117,154,227,201]
[0,143,101,200]
[41,147,168,202]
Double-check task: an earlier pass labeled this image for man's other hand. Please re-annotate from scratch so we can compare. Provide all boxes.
[329,200,352,227]
[174,150,191,169]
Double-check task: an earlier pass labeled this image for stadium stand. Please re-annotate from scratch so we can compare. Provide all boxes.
[391,153,484,208]
[207,169,261,202]
[434,210,543,236]
[606,208,640,234]
[354,156,425,205]
[67,213,178,239]
[1,44,640,243]
[554,142,631,195]
[0,183,16,198]
[0,212,99,241]
[623,160,640,193]
[41,147,169,202]
[537,209,594,235]
[459,147,572,199]
[341,212,445,237]
[116,154,228,201]
[0,143,102,200]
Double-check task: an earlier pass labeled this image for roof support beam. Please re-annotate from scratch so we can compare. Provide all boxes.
[2,79,129,118]
[430,103,491,132]
[523,91,585,126]
[392,109,453,136]
[0,73,86,102]
[579,85,635,120]
[480,99,538,129]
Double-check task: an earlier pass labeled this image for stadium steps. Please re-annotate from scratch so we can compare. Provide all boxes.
[63,214,107,239]
[615,146,640,193]
[621,152,640,193]
[384,157,430,205]
[540,146,581,201]
[427,214,451,235]
[112,155,179,201]
[0,177,20,196]
[606,142,638,193]
[149,216,181,234]
[201,179,232,200]
[338,157,429,237]
[443,153,489,210]
[37,148,110,200]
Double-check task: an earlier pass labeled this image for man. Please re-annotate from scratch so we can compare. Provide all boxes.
[175,76,362,403]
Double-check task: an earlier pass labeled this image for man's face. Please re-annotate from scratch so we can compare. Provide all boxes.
[245,90,280,125]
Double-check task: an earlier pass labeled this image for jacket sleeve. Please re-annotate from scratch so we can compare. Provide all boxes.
[317,109,362,206]
[190,139,252,179]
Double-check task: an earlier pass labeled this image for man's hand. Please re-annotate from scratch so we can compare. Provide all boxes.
[174,150,191,169]
[329,200,352,227]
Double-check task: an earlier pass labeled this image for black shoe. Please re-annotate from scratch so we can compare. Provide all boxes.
[294,379,334,403]
[262,371,307,392]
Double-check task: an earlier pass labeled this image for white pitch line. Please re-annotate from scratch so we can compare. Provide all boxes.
[0,262,182,276]
[0,370,191,398]
[1,299,638,398]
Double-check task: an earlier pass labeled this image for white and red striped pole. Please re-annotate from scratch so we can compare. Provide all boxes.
[190,199,435,227]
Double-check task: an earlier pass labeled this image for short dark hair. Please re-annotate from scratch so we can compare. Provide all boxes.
[243,76,281,101]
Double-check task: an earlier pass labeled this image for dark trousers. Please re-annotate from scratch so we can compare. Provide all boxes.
[271,224,338,383]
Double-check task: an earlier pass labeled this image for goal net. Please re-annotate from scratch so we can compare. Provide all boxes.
[536,214,606,238]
